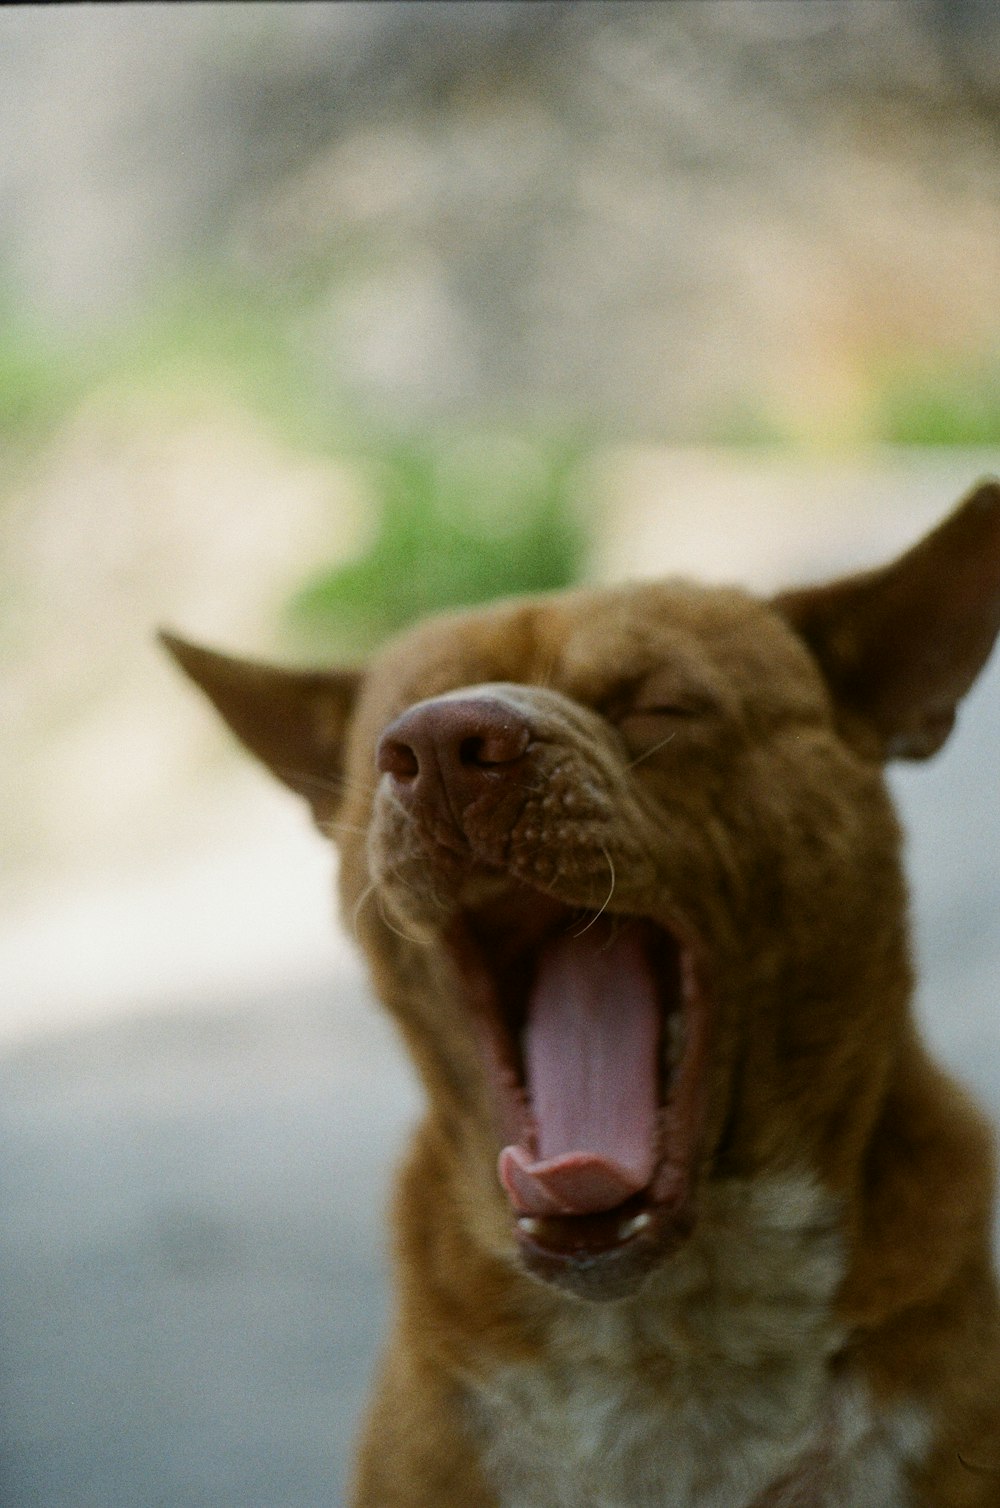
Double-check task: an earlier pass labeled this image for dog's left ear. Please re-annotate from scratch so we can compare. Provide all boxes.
[159,631,362,828]
[774,479,1000,760]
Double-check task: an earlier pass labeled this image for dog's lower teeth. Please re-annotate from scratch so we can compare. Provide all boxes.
[617,1211,653,1240]
[517,1211,651,1244]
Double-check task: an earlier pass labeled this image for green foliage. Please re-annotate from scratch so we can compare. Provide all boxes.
[0,298,87,450]
[704,356,1000,451]
[0,277,339,458]
[0,275,590,651]
[284,429,590,657]
[3,265,994,660]
[872,359,1000,447]
[114,287,592,648]
[89,277,345,451]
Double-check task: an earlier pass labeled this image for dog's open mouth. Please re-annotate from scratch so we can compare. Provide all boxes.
[447,886,711,1298]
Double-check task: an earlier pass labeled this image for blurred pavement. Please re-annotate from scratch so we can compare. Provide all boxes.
[0,979,420,1508]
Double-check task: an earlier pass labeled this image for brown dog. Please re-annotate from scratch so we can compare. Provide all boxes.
[163,482,1000,1506]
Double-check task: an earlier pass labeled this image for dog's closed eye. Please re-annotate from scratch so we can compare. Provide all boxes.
[611,685,718,756]
[609,666,720,721]
[618,700,706,722]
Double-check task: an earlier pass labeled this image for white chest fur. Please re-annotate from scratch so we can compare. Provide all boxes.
[472,1177,927,1508]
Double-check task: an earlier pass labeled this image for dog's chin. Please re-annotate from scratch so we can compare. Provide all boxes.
[513,1192,697,1302]
[442,880,712,1305]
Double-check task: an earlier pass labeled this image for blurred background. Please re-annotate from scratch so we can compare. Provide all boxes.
[1,4,999,1504]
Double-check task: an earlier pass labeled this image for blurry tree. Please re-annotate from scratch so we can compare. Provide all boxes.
[2,2,999,443]
[286,428,589,656]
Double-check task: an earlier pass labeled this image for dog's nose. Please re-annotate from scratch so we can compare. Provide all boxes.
[377,696,532,821]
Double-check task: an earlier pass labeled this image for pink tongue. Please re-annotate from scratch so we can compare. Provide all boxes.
[498,922,660,1216]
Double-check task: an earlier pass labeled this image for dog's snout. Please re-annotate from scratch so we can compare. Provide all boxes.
[376,696,532,820]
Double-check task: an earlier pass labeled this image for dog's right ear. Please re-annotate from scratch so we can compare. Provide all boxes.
[159,631,362,830]
[774,479,1000,761]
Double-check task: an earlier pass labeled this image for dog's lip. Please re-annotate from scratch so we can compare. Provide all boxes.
[447,887,712,1283]
[511,1185,700,1302]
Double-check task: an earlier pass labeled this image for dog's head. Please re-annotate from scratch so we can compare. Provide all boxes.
[163,480,1000,1302]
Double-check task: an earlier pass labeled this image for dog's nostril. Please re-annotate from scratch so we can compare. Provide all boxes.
[378,738,420,780]
[460,725,531,767]
[459,735,485,766]
[377,698,532,791]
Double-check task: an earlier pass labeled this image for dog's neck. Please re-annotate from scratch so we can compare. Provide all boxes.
[471,1172,926,1508]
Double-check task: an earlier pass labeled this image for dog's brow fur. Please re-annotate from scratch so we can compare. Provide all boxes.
[163,480,1000,1506]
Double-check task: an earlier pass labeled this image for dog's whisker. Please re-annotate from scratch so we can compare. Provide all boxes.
[276,766,376,800]
[508,776,549,798]
[360,852,445,939]
[351,873,426,948]
[570,846,616,937]
[350,876,380,940]
[357,856,418,902]
[533,656,558,692]
[375,890,429,948]
[625,732,677,770]
[323,819,371,839]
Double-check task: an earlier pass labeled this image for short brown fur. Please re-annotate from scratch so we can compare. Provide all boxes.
[163,481,1000,1506]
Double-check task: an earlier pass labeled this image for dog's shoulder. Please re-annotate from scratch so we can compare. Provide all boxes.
[472,1173,928,1508]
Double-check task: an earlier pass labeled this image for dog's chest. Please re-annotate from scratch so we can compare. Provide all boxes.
[472,1178,925,1508]
[476,1363,921,1508]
